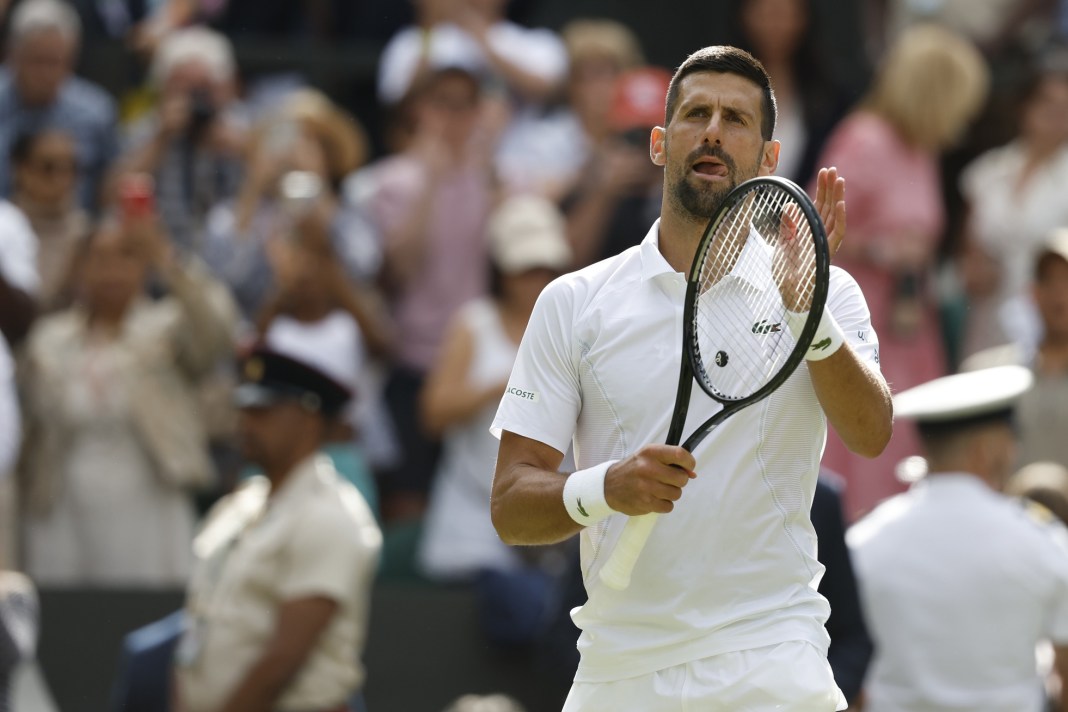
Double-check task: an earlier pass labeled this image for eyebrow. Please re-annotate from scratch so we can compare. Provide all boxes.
[680,99,756,124]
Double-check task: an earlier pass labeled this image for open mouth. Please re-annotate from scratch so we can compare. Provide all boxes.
[692,157,729,178]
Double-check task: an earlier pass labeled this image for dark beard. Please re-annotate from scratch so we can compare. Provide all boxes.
[669,145,752,220]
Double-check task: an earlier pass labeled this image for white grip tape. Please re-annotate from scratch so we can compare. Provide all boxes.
[786,308,846,361]
[599,512,660,590]
[563,460,618,526]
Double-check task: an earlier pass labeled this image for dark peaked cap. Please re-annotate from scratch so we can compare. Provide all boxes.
[234,347,352,417]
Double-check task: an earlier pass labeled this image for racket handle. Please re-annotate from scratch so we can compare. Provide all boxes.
[598,512,660,590]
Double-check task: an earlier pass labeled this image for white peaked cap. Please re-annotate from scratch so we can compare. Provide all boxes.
[893,365,1033,424]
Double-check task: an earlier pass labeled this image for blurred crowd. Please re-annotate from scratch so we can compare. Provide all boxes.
[0,0,1066,708]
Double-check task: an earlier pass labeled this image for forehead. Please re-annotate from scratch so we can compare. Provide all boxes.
[673,71,764,118]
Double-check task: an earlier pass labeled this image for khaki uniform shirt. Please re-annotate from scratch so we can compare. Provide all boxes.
[175,455,381,712]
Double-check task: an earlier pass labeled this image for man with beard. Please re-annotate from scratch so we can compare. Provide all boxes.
[490,46,892,710]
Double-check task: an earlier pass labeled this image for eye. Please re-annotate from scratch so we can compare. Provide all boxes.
[686,107,708,119]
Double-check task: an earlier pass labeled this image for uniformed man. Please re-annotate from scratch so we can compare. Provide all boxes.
[847,365,1068,712]
[175,347,382,712]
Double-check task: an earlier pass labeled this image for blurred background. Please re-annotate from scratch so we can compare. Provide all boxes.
[0,0,1067,710]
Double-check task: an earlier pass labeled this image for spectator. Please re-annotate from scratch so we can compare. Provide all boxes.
[0,0,118,212]
[848,365,1068,712]
[731,0,857,184]
[1007,460,1068,525]
[369,65,495,521]
[118,26,246,252]
[10,127,90,313]
[957,51,1068,358]
[0,337,17,568]
[18,212,237,586]
[256,208,395,515]
[0,198,38,346]
[563,66,669,267]
[494,18,645,198]
[961,228,1068,470]
[811,24,989,518]
[376,0,567,107]
[174,347,381,712]
[202,89,383,330]
[418,196,570,644]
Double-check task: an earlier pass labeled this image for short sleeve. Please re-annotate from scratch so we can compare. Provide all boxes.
[490,277,581,453]
[277,503,379,603]
[827,266,881,373]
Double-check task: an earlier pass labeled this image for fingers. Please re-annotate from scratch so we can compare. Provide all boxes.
[604,445,698,516]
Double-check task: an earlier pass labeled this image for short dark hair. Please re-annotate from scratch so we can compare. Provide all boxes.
[664,46,777,140]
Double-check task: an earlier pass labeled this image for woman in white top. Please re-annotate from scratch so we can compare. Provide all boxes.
[958,57,1068,358]
[418,195,572,582]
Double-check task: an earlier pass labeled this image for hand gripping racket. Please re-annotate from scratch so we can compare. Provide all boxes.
[598,175,831,590]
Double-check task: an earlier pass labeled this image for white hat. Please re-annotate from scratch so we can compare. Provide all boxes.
[1038,227,1068,267]
[894,364,1033,424]
[487,195,572,274]
[1006,461,1068,500]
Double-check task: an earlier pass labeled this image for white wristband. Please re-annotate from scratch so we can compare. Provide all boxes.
[785,309,846,361]
[563,460,619,526]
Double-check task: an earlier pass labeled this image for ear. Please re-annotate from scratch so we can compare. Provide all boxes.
[650,126,667,167]
[758,139,780,176]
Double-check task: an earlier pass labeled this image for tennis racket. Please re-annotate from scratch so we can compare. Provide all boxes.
[598,175,831,591]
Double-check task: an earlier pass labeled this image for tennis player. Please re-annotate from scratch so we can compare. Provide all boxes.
[490,46,893,710]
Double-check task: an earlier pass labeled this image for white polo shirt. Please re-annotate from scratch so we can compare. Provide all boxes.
[491,220,880,682]
[848,474,1068,712]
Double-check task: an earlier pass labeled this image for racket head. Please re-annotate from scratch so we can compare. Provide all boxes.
[682,176,830,413]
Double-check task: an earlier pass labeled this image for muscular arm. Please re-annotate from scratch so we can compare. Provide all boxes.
[809,345,893,457]
[491,431,696,546]
[214,596,339,712]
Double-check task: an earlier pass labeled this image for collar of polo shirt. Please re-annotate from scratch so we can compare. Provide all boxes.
[641,220,773,294]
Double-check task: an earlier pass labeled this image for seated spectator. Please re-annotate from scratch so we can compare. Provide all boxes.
[810,24,989,518]
[18,211,237,586]
[0,0,118,212]
[418,195,571,583]
[957,51,1068,358]
[368,65,496,521]
[202,90,383,330]
[962,227,1068,470]
[563,67,670,267]
[1007,460,1068,525]
[494,18,645,199]
[377,0,567,107]
[117,26,246,252]
[10,128,90,313]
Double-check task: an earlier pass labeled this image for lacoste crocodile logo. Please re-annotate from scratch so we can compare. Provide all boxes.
[752,320,782,334]
[577,499,589,517]
[811,337,832,351]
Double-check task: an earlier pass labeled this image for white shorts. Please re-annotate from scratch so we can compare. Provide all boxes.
[562,641,847,712]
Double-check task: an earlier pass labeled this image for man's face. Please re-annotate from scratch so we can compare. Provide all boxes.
[12,29,75,107]
[653,72,777,221]
[1034,254,1068,341]
[237,401,320,470]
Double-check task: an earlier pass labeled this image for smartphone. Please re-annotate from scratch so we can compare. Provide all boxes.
[119,173,156,220]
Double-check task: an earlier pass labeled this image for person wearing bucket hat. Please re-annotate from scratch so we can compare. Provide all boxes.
[174,345,381,712]
[418,195,571,645]
[848,365,1068,712]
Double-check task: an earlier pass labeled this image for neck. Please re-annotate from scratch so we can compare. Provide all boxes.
[1038,333,1068,371]
[657,202,707,273]
[264,446,318,493]
[1026,137,1063,164]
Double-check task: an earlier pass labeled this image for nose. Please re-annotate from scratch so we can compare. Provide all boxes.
[701,112,724,146]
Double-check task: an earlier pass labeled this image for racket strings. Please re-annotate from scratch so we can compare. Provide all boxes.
[691,187,820,400]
